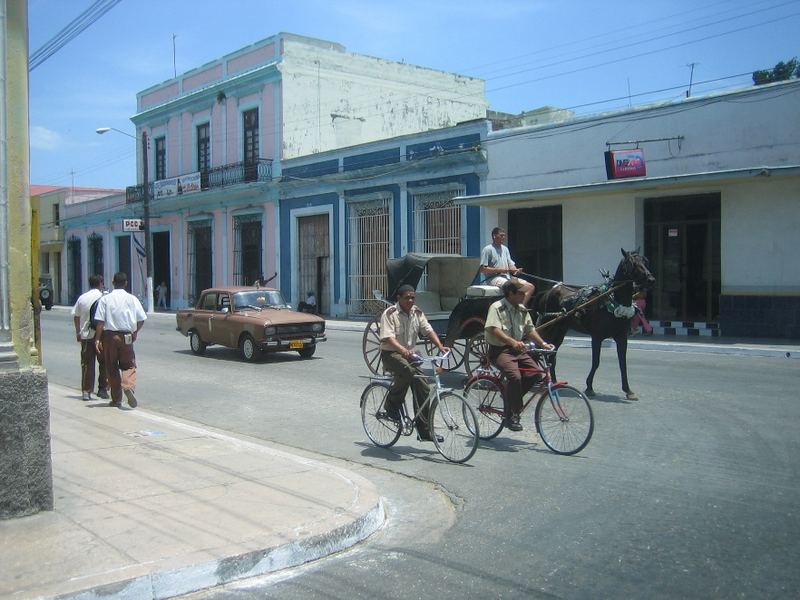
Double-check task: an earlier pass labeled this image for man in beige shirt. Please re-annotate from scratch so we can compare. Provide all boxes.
[485,280,553,431]
[379,284,447,442]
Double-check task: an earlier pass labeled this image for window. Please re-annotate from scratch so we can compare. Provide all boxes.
[188,220,213,301]
[233,214,262,285]
[52,204,60,226]
[243,109,259,182]
[197,123,210,180]
[411,187,464,255]
[347,196,391,315]
[87,233,103,278]
[155,136,166,181]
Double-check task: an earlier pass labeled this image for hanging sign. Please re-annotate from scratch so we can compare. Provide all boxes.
[123,218,144,232]
[605,148,646,179]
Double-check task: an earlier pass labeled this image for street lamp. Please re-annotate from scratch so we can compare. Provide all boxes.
[96,126,154,314]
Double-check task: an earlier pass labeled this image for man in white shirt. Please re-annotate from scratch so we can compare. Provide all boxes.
[94,272,147,408]
[71,274,108,401]
[479,227,535,306]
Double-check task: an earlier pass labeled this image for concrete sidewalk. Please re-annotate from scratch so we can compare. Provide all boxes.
[0,384,383,600]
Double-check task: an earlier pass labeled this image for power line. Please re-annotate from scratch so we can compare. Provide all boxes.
[29,0,122,71]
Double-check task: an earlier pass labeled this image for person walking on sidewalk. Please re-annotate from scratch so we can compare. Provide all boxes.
[379,284,448,442]
[94,272,147,408]
[71,274,108,401]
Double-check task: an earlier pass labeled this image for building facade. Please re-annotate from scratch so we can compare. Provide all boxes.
[459,80,800,338]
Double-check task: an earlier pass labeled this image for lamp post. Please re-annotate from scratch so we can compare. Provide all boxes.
[96,127,154,314]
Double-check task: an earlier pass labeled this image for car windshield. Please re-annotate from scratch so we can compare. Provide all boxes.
[232,290,288,311]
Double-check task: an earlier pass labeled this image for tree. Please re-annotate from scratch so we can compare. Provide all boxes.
[753,58,799,85]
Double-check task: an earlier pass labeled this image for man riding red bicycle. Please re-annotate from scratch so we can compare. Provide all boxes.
[485,280,554,432]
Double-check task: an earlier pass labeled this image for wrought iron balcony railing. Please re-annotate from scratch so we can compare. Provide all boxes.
[126,158,273,204]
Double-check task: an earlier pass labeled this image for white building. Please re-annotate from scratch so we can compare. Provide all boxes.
[459,80,800,338]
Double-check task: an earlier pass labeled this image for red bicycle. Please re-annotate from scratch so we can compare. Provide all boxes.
[463,346,594,455]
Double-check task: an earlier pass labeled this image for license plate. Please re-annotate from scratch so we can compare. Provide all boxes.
[289,340,304,349]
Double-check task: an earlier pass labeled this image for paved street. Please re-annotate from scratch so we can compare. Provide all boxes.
[40,309,800,599]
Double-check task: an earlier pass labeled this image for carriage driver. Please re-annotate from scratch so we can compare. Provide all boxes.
[480,227,535,306]
[379,284,449,442]
[485,280,554,432]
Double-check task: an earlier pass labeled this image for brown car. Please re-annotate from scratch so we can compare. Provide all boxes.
[175,286,326,361]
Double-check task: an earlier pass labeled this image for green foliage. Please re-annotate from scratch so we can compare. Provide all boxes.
[753,58,799,85]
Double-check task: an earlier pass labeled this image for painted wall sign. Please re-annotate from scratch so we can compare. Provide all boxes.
[604,148,646,179]
[154,172,202,199]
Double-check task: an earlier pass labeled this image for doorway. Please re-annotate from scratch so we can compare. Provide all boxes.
[644,194,720,322]
[153,231,171,308]
[507,205,563,281]
[298,214,330,314]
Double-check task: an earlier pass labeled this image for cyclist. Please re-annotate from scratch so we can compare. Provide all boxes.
[484,280,554,431]
[379,284,448,442]
[479,227,535,306]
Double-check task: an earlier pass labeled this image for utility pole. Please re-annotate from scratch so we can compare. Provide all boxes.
[141,132,154,314]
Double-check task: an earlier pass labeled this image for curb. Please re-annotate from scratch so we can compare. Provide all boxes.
[56,500,385,600]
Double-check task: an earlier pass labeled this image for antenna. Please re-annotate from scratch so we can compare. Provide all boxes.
[172,34,177,78]
[686,62,699,98]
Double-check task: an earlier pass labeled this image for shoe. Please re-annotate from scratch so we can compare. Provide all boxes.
[108,400,121,408]
[97,387,109,399]
[81,391,91,401]
[417,431,445,443]
[505,415,523,432]
[123,389,138,408]
[382,406,402,422]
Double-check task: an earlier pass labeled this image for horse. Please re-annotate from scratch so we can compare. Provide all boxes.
[531,249,655,400]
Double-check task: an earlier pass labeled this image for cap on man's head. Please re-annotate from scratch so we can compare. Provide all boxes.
[502,280,522,297]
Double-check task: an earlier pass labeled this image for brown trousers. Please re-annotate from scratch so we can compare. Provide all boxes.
[381,350,432,434]
[80,339,107,393]
[102,331,137,404]
[488,345,543,417]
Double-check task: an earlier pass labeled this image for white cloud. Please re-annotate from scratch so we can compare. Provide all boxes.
[30,125,63,151]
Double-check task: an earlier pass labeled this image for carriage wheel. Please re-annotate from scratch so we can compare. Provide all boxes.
[362,317,384,375]
[423,337,466,372]
[465,332,491,375]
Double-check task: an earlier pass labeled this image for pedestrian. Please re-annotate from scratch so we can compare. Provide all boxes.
[484,280,554,431]
[156,281,168,310]
[379,284,449,442]
[479,226,535,306]
[71,274,108,401]
[94,272,147,409]
[298,290,317,313]
[630,289,654,336]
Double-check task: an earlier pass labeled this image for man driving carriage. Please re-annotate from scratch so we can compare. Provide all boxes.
[485,280,554,432]
[480,227,535,306]
[379,284,449,442]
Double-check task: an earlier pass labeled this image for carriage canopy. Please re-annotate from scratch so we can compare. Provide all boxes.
[386,253,481,302]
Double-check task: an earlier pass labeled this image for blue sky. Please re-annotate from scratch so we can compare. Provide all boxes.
[27,0,799,190]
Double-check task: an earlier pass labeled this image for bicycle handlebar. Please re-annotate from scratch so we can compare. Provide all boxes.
[523,342,557,354]
[410,349,451,367]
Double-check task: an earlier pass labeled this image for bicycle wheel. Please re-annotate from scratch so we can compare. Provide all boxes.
[361,382,402,448]
[463,377,505,440]
[534,385,594,455]
[464,332,490,375]
[430,391,479,463]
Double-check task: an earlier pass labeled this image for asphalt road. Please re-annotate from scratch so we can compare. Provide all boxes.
[40,309,800,599]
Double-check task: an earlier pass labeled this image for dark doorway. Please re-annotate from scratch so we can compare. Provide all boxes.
[153,231,171,307]
[117,235,131,280]
[507,205,563,281]
[189,222,213,302]
[67,237,82,304]
[644,194,721,322]
[298,214,330,314]
[234,215,262,286]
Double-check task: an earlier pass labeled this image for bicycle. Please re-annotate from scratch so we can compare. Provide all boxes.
[360,351,480,463]
[464,345,594,455]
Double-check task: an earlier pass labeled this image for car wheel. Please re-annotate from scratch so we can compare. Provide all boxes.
[189,330,207,355]
[239,333,260,362]
[298,345,316,359]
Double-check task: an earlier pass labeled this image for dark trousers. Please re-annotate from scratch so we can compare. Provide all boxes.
[381,350,432,435]
[489,345,543,417]
[80,339,107,393]
[102,331,137,404]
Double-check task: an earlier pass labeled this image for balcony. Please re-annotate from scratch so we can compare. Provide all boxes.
[126,158,273,204]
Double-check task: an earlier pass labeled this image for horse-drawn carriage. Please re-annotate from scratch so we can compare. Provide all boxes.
[361,252,501,375]
[362,249,656,399]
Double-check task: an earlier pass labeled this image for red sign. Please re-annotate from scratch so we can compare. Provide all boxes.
[605,149,646,179]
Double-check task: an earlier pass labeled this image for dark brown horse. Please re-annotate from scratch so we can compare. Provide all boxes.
[531,249,655,400]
